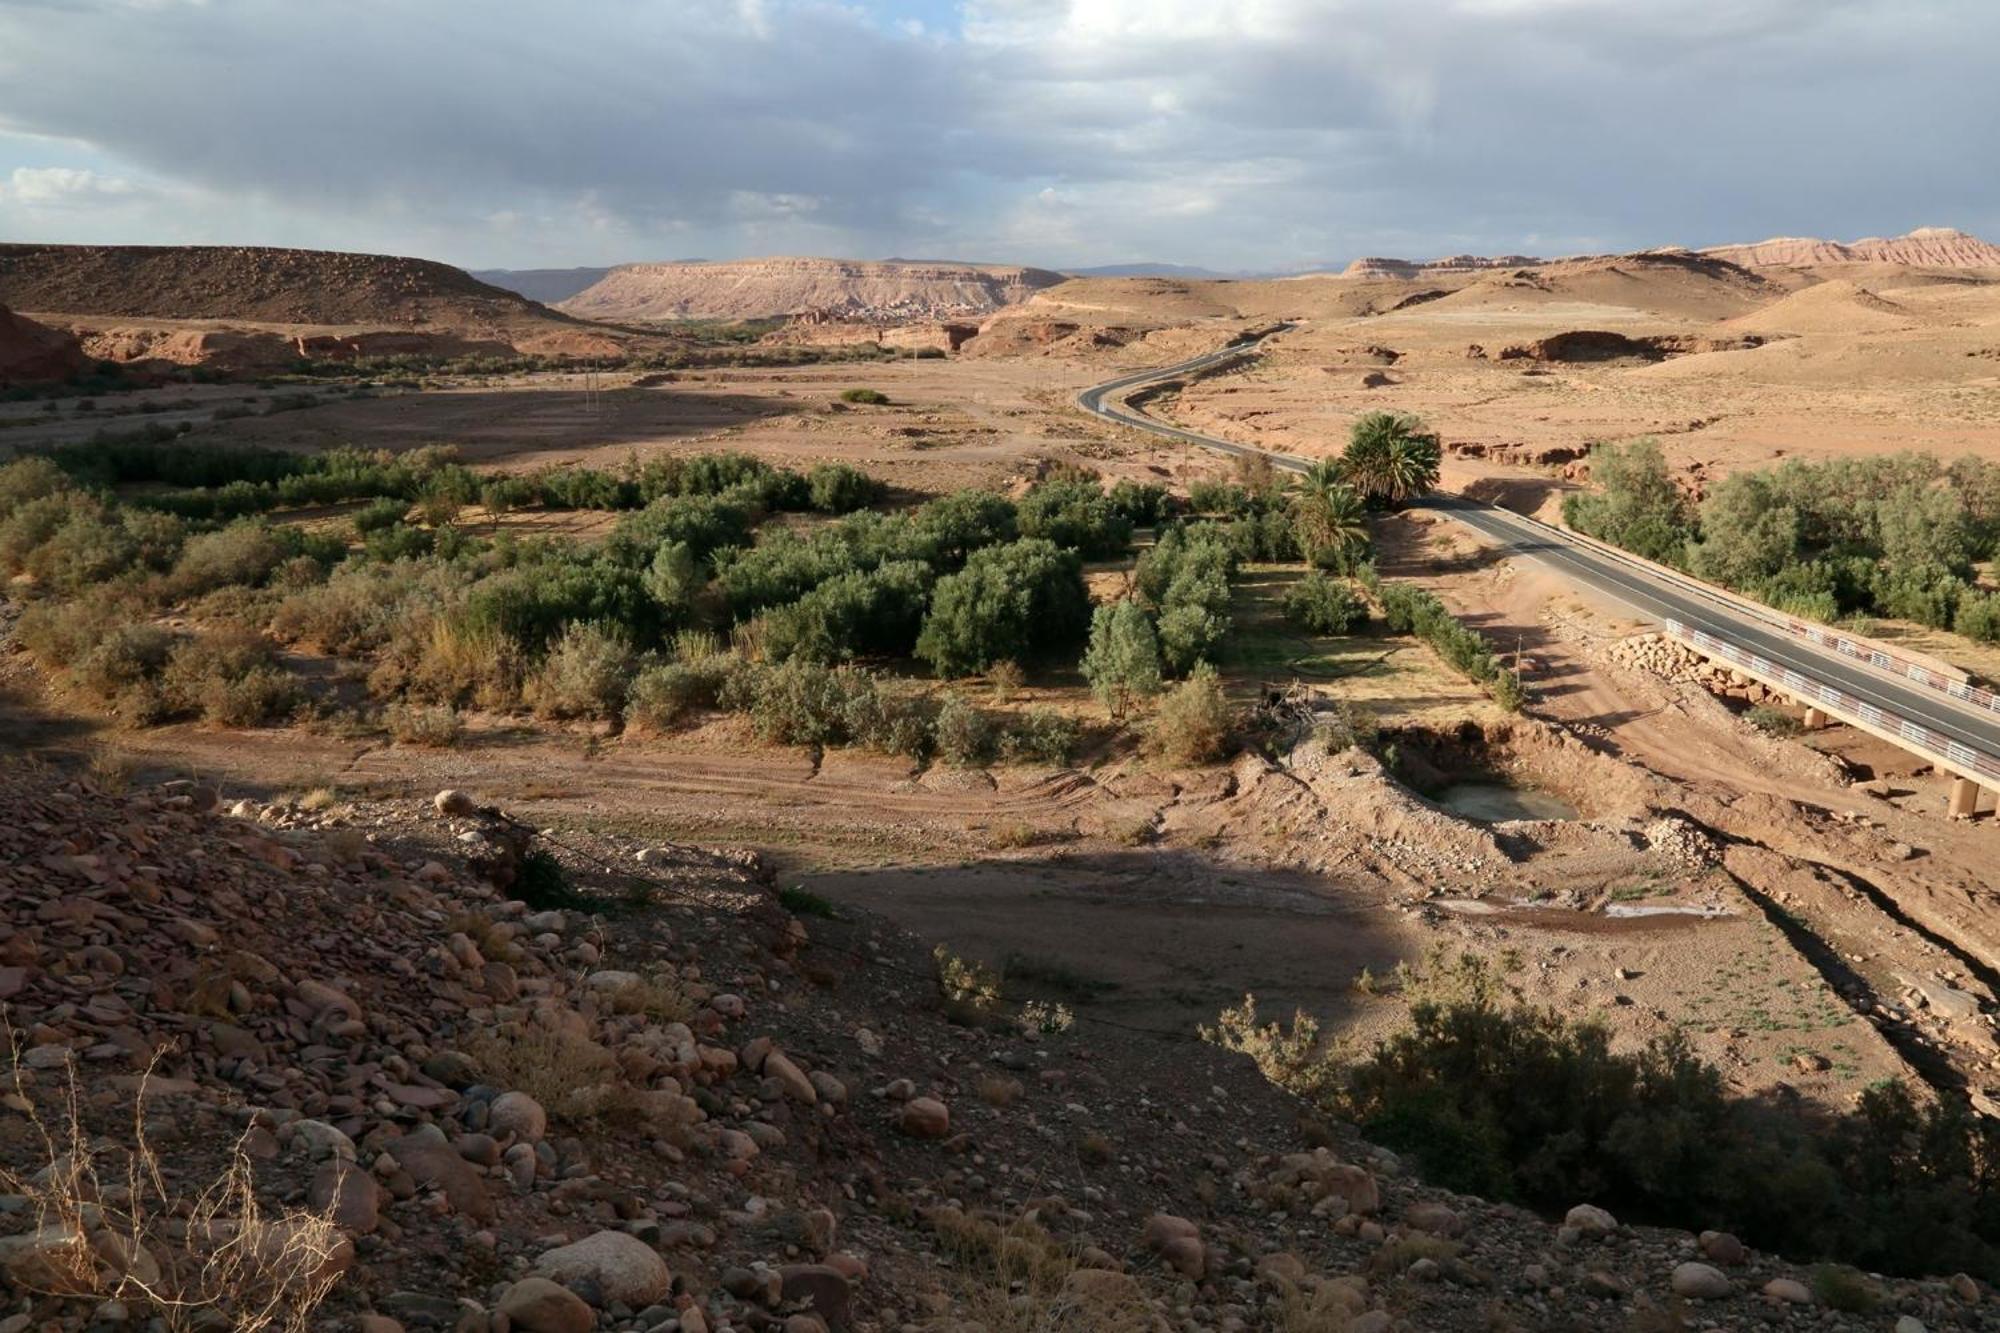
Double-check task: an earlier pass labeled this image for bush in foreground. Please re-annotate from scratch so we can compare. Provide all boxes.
[1147,663,1231,763]
[1207,949,2000,1282]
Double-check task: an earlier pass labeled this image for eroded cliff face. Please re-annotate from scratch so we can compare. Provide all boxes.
[557,256,1066,321]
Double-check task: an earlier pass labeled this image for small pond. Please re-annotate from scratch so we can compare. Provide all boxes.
[1434,782,1579,823]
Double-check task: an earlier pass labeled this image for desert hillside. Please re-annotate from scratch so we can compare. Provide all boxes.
[558,256,1067,322]
[0,244,650,367]
[1702,226,2000,270]
[0,243,569,327]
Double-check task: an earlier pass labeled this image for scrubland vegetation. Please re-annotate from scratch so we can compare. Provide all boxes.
[0,409,1506,758]
[1208,949,2000,1281]
[1566,439,2000,640]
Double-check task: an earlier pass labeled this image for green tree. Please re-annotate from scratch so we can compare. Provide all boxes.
[1081,600,1163,717]
[1289,460,1371,569]
[1342,412,1442,506]
[1687,472,1800,589]
[915,538,1089,677]
[1560,438,1694,565]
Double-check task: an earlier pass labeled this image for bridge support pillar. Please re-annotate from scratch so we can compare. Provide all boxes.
[1949,776,1983,820]
[1802,707,1830,730]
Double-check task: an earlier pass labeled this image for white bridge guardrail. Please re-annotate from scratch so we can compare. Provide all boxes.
[1664,618,2000,783]
[1471,500,1997,717]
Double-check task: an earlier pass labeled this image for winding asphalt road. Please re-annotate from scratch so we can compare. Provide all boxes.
[1075,333,2000,780]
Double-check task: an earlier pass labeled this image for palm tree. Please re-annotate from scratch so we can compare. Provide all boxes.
[1290,459,1370,569]
[1342,412,1442,507]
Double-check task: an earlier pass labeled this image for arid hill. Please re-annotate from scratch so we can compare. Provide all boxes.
[0,243,567,327]
[0,304,86,384]
[0,243,641,366]
[558,256,1067,322]
[1702,226,2000,270]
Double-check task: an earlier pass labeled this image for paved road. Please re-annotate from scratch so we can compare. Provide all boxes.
[1076,334,2000,778]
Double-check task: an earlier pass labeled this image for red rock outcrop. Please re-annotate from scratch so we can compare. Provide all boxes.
[0,304,87,384]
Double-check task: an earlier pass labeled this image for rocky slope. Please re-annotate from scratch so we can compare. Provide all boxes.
[0,304,86,384]
[0,766,1991,1332]
[557,258,1066,322]
[0,244,568,327]
[1702,227,2000,270]
[0,244,645,365]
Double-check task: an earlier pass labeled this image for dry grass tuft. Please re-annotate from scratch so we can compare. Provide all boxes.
[465,1024,627,1125]
[927,1206,1155,1332]
[0,1032,346,1331]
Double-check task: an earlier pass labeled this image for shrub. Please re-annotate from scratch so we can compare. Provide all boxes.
[1282,572,1367,634]
[170,521,292,596]
[1148,662,1231,763]
[479,474,539,514]
[626,656,732,731]
[1016,478,1134,558]
[806,462,884,513]
[0,455,70,518]
[1744,704,1801,736]
[1228,948,2000,1283]
[350,496,408,534]
[524,621,635,720]
[161,630,301,726]
[758,560,933,663]
[726,658,881,747]
[916,538,1089,677]
[385,701,465,747]
[932,692,995,767]
[997,708,1079,765]
[384,613,525,711]
[839,387,890,405]
[1106,478,1170,527]
[72,622,174,704]
[1958,592,2000,644]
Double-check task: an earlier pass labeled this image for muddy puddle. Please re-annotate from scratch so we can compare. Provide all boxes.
[1437,897,1732,934]
[1434,781,1578,823]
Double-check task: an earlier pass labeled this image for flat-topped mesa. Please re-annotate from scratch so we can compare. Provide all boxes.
[558,256,1068,322]
[1701,227,2000,269]
[1339,253,1544,280]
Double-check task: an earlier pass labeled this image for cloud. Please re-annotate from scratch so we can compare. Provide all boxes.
[0,0,1994,268]
[2,166,139,205]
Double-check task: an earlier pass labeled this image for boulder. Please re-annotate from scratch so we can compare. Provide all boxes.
[490,1090,549,1142]
[434,789,477,817]
[779,1264,852,1331]
[1564,1203,1616,1236]
[764,1050,818,1104]
[386,1125,494,1222]
[498,1277,595,1333]
[532,1230,672,1307]
[1671,1262,1731,1300]
[897,1097,950,1139]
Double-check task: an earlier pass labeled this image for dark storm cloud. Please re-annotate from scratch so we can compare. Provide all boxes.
[0,0,1994,268]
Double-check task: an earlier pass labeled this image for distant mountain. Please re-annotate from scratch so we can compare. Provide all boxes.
[1699,227,2000,269]
[1066,263,1237,279]
[557,257,1067,322]
[469,266,617,305]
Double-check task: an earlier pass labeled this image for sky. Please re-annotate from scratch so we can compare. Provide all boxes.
[1,0,1996,273]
